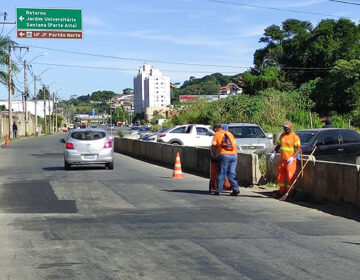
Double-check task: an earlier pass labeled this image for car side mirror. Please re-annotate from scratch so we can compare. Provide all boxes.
[316,141,325,147]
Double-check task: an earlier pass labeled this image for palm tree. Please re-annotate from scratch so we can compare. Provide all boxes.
[0,35,18,87]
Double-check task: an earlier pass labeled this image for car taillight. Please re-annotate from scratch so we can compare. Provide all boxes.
[104,141,112,148]
[159,133,166,138]
[65,142,74,149]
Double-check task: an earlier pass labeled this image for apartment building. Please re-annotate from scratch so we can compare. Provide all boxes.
[134,64,170,114]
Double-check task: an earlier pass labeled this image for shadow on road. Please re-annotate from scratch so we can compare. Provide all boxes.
[43,166,65,171]
[30,153,63,158]
[255,188,360,222]
[43,166,107,171]
[162,189,210,195]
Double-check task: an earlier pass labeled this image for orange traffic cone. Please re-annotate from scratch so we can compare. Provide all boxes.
[172,152,184,179]
[5,135,9,146]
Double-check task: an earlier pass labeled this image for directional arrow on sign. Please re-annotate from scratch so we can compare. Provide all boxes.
[19,16,24,21]
[19,32,25,37]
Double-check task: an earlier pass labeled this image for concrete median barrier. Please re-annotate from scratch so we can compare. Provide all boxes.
[265,154,360,207]
[237,153,262,187]
[114,138,261,186]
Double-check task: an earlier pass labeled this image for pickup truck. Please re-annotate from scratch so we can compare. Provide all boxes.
[157,124,214,147]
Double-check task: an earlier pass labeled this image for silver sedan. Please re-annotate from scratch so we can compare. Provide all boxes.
[64,128,114,170]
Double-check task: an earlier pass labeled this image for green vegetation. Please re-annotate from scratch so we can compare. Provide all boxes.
[166,18,360,131]
[0,36,19,87]
[172,73,240,101]
[112,107,129,123]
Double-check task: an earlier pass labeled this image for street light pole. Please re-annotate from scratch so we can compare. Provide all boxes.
[49,90,52,134]
[8,46,12,139]
[43,85,47,134]
[24,59,29,136]
[34,75,38,136]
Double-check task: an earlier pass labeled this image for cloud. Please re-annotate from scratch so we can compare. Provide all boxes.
[239,24,267,37]
[83,15,111,28]
[125,30,224,47]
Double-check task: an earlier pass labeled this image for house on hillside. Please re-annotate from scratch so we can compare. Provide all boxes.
[108,93,134,112]
[220,83,242,95]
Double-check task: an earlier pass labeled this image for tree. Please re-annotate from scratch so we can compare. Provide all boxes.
[0,104,6,111]
[311,59,360,115]
[35,87,51,100]
[90,90,116,102]
[123,88,133,94]
[254,18,360,86]
[0,36,19,86]
[242,67,293,95]
[112,107,129,123]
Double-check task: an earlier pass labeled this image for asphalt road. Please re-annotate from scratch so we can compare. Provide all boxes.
[1,134,360,279]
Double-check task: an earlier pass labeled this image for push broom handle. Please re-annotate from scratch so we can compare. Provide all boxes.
[288,145,318,190]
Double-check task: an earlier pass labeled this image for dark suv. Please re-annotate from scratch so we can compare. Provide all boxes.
[296,128,360,163]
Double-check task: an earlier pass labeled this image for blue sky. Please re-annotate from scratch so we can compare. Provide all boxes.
[1,0,359,100]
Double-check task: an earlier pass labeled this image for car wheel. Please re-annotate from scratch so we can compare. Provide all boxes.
[171,142,181,146]
[64,160,71,170]
[106,161,114,170]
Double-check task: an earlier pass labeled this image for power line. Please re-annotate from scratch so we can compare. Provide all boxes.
[31,61,331,73]
[24,44,248,69]
[206,0,356,19]
[328,0,360,6]
[31,62,242,74]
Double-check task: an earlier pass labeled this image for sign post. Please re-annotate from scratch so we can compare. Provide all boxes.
[16,8,82,39]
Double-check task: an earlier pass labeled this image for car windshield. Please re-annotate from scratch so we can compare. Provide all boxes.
[71,130,106,141]
[296,131,317,145]
[228,126,266,138]
[140,127,151,132]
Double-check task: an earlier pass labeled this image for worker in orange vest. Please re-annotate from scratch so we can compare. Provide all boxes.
[211,123,240,196]
[270,121,301,196]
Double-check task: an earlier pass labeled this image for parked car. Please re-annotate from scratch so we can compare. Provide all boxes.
[139,126,152,139]
[296,128,360,163]
[130,126,141,135]
[226,123,272,153]
[157,124,214,147]
[107,124,115,130]
[64,128,114,170]
[143,127,171,142]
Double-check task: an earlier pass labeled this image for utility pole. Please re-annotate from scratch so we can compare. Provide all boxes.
[43,85,47,133]
[8,46,12,138]
[53,93,57,133]
[34,75,38,136]
[24,60,29,136]
[7,46,28,138]
[49,90,52,134]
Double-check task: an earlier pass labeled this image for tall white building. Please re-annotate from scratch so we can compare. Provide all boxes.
[134,64,170,114]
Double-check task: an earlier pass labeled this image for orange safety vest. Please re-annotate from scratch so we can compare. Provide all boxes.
[276,132,301,161]
[212,129,237,155]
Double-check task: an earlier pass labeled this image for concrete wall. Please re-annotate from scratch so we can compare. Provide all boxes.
[265,154,360,207]
[0,112,41,140]
[114,138,262,186]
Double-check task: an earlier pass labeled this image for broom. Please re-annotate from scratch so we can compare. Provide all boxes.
[279,146,317,201]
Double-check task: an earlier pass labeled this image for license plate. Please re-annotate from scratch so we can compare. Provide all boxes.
[82,154,97,160]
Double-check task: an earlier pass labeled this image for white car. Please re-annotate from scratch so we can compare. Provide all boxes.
[157,124,214,147]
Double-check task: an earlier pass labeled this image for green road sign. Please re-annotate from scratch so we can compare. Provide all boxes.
[16,8,82,31]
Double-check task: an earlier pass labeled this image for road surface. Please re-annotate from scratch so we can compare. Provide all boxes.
[0,134,360,279]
